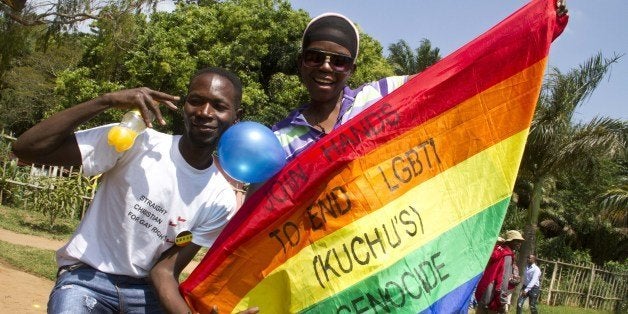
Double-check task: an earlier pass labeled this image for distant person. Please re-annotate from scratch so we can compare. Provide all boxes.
[516,254,541,314]
[494,236,521,311]
[12,67,257,313]
[475,230,525,313]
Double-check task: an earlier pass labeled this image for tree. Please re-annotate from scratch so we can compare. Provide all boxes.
[106,0,311,127]
[80,6,146,82]
[596,161,628,228]
[0,14,33,80]
[0,34,84,133]
[0,0,158,28]
[386,38,441,75]
[534,160,627,264]
[515,53,627,268]
[52,0,394,128]
[2,0,397,135]
[349,32,394,86]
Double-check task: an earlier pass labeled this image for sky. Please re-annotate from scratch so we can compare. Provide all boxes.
[289,0,627,123]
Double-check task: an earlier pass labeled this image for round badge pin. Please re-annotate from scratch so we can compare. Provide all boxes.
[175,230,193,247]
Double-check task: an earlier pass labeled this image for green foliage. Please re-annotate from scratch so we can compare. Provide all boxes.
[349,33,394,86]
[0,136,30,206]
[0,140,11,179]
[54,67,125,129]
[1,0,160,34]
[0,15,38,81]
[30,171,92,227]
[502,200,527,231]
[0,159,20,204]
[603,259,628,273]
[257,72,307,126]
[596,160,628,227]
[0,205,78,239]
[386,38,441,75]
[0,34,84,134]
[81,7,147,82]
[537,233,593,263]
[123,1,310,125]
[529,157,628,264]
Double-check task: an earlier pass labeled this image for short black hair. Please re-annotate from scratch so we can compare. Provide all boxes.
[189,67,243,107]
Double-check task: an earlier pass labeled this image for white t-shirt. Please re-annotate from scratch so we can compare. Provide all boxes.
[55,125,236,277]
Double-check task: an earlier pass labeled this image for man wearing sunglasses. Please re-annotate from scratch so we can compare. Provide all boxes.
[271,12,416,161]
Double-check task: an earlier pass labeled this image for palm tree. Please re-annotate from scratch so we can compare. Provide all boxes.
[387,38,441,75]
[596,167,628,228]
[516,53,627,267]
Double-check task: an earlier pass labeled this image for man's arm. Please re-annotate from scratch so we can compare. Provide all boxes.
[11,88,178,166]
[151,243,201,314]
[151,244,263,314]
[500,255,513,305]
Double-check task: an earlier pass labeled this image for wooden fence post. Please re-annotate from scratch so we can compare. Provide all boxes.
[1,153,7,204]
[547,260,558,305]
[585,263,595,309]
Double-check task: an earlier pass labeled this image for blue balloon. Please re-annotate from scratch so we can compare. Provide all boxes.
[217,121,287,183]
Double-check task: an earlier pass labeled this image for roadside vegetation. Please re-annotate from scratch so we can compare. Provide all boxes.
[0,240,57,280]
[0,205,77,240]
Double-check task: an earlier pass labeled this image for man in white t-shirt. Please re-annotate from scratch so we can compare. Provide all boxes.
[12,67,254,313]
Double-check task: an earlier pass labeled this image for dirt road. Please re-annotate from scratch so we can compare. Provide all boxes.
[0,261,52,313]
[0,229,59,313]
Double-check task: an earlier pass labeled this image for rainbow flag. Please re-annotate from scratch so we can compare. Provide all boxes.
[180,0,568,312]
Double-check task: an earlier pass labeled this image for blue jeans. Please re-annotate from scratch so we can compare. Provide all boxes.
[48,264,164,313]
[516,286,539,314]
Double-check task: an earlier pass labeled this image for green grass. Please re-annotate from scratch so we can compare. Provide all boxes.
[469,304,613,314]
[0,205,77,240]
[537,304,613,313]
[0,240,58,280]
[194,246,209,262]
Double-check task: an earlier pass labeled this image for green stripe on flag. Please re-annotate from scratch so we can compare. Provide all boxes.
[301,197,508,313]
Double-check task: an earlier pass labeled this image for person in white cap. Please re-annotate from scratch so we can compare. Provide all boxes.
[475,230,525,313]
[242,12,419,198]
[271,12,417,161]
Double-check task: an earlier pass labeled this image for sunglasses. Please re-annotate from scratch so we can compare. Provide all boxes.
[302,49,354,73]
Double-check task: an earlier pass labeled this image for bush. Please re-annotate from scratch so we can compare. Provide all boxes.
[32,172,92,227]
